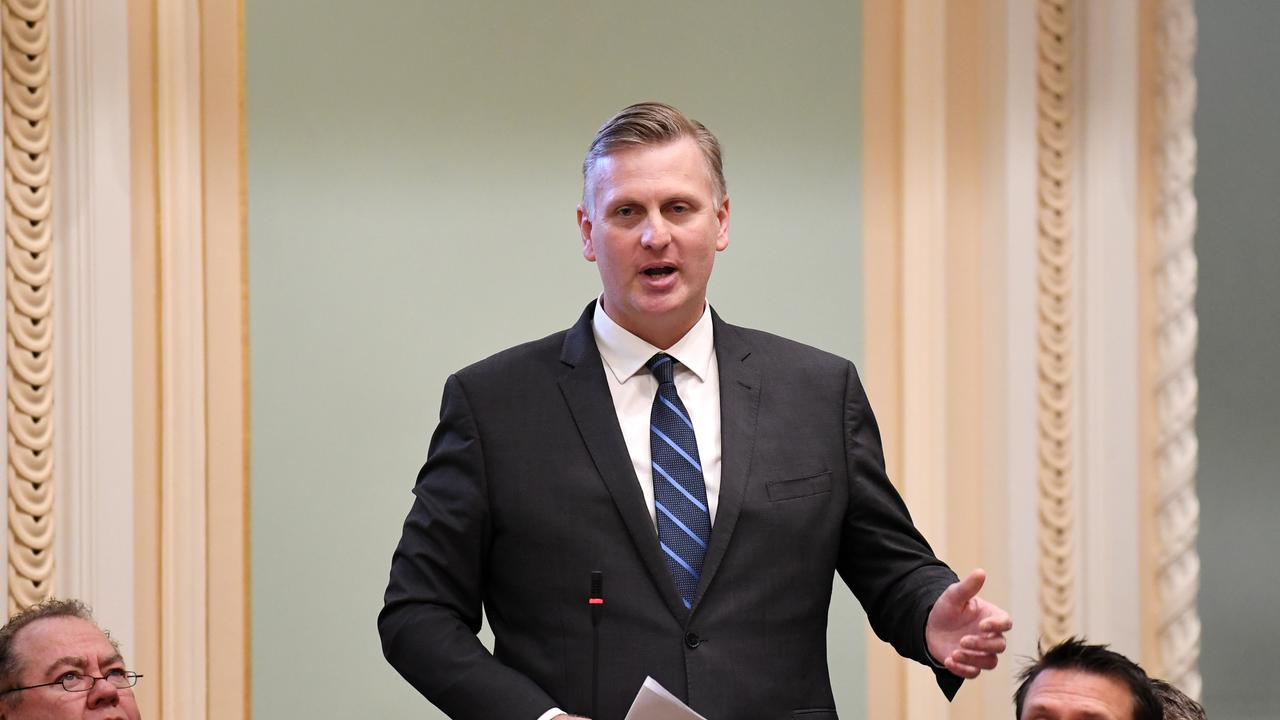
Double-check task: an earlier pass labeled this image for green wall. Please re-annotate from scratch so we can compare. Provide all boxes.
[1194,2,1280,717]
[247,2,865,717]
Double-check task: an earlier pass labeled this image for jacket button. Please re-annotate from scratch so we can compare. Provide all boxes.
[684,632,701,649]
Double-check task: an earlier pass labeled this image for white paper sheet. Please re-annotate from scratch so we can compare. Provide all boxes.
[622,676,709,720]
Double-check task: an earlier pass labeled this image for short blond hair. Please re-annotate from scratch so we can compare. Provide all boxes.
[582,102,726,207]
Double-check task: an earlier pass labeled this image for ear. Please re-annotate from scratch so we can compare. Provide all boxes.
[577,204,597,262]
[714,195,730,251]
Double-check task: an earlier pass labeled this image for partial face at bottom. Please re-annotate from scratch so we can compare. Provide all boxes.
[1019,668,1135,720]
[1,616,141,720]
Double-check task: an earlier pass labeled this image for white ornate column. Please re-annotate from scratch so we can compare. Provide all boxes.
[865,0,1200,715]
[1139,0,1201,698]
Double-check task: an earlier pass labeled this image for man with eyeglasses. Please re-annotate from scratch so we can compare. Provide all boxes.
[0,598,141,719]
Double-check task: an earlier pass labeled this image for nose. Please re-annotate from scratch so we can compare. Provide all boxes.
[85,675,121,708]
[640,214,671,250]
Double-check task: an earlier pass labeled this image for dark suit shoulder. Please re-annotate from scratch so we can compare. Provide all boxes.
[450,302,599,400]
[716,320,854,379]
[452,328,569,387]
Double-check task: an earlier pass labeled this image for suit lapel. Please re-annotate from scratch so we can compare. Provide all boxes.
[693,311,760,608]
[557,302,687,620]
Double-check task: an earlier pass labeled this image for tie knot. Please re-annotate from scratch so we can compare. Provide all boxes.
[647,353,676,385]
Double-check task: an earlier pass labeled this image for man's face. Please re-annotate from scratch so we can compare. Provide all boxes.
[1020,668,1134,720]
[1,616,141,720]
[577,136,729,348]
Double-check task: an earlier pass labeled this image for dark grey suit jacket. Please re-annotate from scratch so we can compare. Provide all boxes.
[380,302,961,720]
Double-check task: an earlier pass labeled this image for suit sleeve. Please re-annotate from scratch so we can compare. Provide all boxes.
[837,362,964,700]
[379,374,558,719]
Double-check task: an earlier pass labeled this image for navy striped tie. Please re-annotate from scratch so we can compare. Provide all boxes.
[647,353,711,610]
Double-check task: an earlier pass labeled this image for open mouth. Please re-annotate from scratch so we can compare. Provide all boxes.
[642,266,676,277]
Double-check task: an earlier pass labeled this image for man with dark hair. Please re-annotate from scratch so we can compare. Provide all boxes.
[0,598,141,719]
[1014,637,1161,720]
[1151,679,1206,720]
[381,101,1013,719]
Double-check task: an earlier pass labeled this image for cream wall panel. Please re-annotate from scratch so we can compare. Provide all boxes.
[899,5,951,719]
[127,1,161,713]
[1079,0,1141,659]
[862,2,907,715]
[1002,0,1043,684]
[865,2,1021,718]
[156,0,208,716]
[126,1,249,716]
[200,0,249,712]
[961,3,1018,717]
[49,0,136,657]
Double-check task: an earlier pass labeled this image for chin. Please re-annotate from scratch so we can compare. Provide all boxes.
[637,289,692,313]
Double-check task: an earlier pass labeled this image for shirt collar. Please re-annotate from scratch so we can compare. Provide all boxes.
[592,297,715,384]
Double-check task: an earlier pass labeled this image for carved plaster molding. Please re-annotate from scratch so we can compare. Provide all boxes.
[1150,0,1201,699]
[3,0,54,614]
[1036,0,1075,646]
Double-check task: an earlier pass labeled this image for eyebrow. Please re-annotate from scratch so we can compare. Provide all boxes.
[41,652,123,677]
[42,655,87,676]
[1023,705,1112,720]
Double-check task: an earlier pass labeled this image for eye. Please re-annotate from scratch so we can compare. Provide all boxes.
[670,203,689,213]
[104,668,128,681]
[616,206,635,218]
[58,671,82,683]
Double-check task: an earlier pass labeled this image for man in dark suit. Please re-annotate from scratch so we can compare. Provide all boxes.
[380,102,1012,720]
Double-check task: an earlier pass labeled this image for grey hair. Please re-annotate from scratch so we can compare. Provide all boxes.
[0,598,117,700]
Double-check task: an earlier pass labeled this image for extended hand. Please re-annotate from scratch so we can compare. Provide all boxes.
[925,568,1013,679]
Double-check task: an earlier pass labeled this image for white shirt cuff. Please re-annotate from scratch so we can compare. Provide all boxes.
[536,708,565,720]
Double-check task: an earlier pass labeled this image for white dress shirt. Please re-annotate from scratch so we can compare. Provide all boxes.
[591,298,722,526]
[537,299,722,720]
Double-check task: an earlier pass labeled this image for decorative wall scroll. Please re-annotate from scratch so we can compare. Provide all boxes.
[2,0,53,613]
[1151,0,1201,699]
[1037,0,1075,647]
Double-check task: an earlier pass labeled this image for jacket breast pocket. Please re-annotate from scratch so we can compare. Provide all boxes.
[766,471,832,502]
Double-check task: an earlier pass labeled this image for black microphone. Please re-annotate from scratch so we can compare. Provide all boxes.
[589,570,604,719]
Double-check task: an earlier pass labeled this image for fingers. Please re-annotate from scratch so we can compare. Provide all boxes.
[943,568,987,605]
[979,613,1013,634]
[944,647,1001,679]
[943,656,982,679]
[949,649,1000,671]
[976,600,1013,634]
[960,633,1007,655]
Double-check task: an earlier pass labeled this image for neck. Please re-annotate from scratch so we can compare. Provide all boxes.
[600,298,702,350]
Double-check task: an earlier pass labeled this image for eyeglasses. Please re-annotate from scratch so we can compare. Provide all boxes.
[0,669,142,695]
